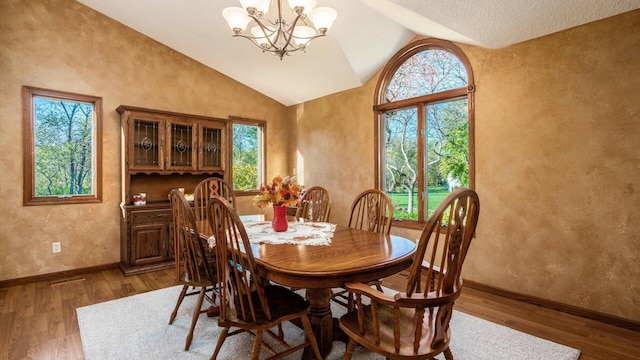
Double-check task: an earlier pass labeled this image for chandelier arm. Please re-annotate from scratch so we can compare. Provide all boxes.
[278,13,304,56]
[231,33,293,57]
[294,33,326,43]
[246,3,289,54]
[232,33,324,59]
[251,17,279,49]
[232,34,274,50]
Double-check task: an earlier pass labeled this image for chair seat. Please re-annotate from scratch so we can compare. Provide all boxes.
[340,304,451,359]
[221,285,310,328]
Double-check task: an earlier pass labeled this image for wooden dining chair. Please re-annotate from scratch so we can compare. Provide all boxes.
[296,186,332,222]
[339,188,480,360]
[333,189,394,308]
[193,177,236,221]
[348,188,393,235]
[206,196,323,360]
[168,189,219,351]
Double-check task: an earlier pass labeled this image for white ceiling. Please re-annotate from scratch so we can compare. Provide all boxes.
[76,0,639,106]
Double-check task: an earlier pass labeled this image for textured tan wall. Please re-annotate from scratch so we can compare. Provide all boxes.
[290,81,378,225]
[292,11,640,321]
[2,0,638,323]
[463,10,640,322]
[0,0,288,281]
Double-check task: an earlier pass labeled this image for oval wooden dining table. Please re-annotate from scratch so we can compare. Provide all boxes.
[197,218,416,358]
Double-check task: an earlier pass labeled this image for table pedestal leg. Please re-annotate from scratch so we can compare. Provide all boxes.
[303,288,333,359]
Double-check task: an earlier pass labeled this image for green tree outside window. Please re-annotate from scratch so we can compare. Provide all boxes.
[232,122,264,191]
[23,86,102,206]
[376,40,474,223]
[34,97,94,196]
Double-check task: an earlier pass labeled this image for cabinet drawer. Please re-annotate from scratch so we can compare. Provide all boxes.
[130,209,172,223]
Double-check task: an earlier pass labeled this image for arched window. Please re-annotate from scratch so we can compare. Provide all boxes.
[374,38,475,227]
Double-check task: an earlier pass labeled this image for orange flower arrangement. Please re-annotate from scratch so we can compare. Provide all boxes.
[253,176,302,208]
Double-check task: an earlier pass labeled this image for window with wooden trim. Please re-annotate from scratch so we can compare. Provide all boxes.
[22,86,102,205]
[230,118,266,193]
[374,39,475,227]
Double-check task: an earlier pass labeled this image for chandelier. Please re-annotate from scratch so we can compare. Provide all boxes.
[222,0,337,59]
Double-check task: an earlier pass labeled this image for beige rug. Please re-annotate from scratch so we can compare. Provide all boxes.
[77,286,581,359]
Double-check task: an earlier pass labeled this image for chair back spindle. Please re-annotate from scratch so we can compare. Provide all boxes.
[296,186,331,222]
[348,189,393,235]
[194,177,235,221]
[334,188,393,310]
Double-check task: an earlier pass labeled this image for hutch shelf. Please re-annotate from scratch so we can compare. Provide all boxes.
[117,105,228,275]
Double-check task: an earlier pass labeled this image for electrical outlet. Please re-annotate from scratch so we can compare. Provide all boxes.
[52,242,61,253]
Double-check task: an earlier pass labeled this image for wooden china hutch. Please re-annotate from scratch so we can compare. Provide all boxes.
[117,105,227,275]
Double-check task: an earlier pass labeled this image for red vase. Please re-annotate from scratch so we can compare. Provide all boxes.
[272,204,288,232]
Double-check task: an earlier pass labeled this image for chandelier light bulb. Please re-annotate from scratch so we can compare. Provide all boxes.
[256,0,272,15]
[292,26,316,47]
[222,7,251,33]
[239,0,264,13]
[239,0,271,16]
[308,7,337,33]
[287,0,317,14]
[251,25,276,47]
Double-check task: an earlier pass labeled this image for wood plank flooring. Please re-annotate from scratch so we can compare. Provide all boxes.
[1,268,638,359]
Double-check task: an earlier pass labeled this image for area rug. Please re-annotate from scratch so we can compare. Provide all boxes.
[77,286,581,360]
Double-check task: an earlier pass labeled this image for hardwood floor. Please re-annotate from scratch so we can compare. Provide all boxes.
[1,268,638,359]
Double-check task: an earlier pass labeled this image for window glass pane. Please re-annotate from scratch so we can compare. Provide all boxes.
[426,98,468,217]
[232,123,261,190]
[383,107,419,221]
[385,49,468,103]
[33,97,95,196]
[376,40,473,225]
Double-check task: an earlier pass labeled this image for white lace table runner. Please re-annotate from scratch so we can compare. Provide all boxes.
[245,221,336,246]
[206,221,334,247]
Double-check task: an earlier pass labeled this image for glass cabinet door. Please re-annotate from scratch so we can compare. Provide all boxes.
[166,121,197,171]
[199,123,225,171]
[129,117,164,171]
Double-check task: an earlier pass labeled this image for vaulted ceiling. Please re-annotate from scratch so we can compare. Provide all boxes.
[77,0,639,106]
